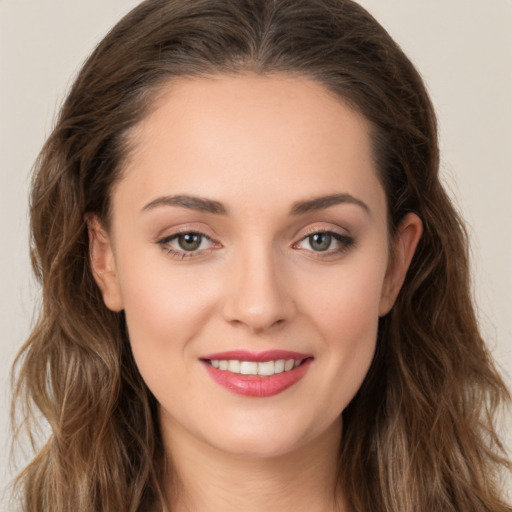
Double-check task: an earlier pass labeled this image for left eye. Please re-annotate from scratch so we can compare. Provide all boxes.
[296,232,352,252]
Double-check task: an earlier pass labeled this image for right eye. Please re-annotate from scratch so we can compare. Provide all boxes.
[172,232,208,251]
[157,231,218,259]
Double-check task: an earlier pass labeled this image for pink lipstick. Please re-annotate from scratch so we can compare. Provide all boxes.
[200,350,313,397]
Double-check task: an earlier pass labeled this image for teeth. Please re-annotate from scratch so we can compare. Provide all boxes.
[284,359,295,371]
[209,358,304,376]
[258,361,274,376]
[274,359,285,373]
[228,360,240,373]
[240,361,258,375]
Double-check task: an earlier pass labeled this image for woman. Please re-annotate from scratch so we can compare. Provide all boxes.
[11,0,511,510]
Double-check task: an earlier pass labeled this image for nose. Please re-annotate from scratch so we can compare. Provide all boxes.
[221,244,296,334]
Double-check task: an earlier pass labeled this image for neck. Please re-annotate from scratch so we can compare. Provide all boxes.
[161,416,346,512]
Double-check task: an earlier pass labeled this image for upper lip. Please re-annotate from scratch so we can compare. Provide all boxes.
[200,350,313,362]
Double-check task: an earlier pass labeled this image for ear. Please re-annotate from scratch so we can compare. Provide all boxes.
[86,215,124,312]
[379,213,423,316]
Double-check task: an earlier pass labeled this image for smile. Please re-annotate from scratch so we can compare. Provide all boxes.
[201,350,313,397]
[208,358,303,376]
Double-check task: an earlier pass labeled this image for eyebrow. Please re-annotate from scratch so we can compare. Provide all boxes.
[141,192,369,216]
[142,194,227,214]
[290,193,370,215]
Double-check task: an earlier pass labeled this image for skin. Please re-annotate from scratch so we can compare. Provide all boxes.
[89,74,422,511]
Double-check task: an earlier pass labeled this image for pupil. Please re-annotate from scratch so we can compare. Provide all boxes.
[178,233,201,251]
[310,233,331,251]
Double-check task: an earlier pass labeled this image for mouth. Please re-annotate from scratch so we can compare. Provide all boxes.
[200,350,313,397]
[206,358,305,376]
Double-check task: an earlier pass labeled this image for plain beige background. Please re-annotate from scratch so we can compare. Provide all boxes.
[1,0,511,503]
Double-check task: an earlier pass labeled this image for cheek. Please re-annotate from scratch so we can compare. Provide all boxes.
[302,249,388,336]
[114,249,221,370]
[322,274,382,365]
[297,249,388,404]
[116,259,226,422]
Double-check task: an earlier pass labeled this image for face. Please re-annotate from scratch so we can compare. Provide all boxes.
[90,74,421,459]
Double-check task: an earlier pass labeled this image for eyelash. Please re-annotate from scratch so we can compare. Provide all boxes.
[156,229,355,260]
[293,230,355,258]
[157,231,218,260]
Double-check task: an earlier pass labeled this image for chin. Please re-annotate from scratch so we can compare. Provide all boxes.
[203,414,341,460]
[211,430,307,459]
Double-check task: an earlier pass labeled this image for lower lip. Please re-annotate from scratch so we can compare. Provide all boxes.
[202,359,312,397]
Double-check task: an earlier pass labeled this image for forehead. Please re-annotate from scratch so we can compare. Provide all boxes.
[116,74,385,218]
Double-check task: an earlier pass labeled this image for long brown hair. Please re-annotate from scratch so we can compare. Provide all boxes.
[12,0,511,510]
